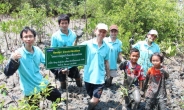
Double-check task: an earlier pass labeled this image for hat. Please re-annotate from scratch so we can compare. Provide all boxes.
[96,23,108,31]
[110,25,118,31]
[148,29,158,37]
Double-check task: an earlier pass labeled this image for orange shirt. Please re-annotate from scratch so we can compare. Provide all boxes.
[145,67,167,98]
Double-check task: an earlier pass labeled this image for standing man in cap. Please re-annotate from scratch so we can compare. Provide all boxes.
[104,25,124,87]
[132,29,160,77]
[81,23,110,110]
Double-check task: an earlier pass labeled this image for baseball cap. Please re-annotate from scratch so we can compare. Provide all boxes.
[110,25,118,31]
[148,29,158,37]
[96,23,108,31]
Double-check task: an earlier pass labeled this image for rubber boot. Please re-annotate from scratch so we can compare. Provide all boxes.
[60,81,66,89]
[87,101,97,110]
[75,78,82,87]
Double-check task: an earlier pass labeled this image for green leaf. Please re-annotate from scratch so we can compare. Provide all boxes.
[166,46,172,54]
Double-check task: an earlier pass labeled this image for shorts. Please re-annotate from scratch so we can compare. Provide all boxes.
[110,70,118,77]
[85,82,104,99]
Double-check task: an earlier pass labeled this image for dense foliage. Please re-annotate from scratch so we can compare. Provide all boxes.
[0,0,184,56]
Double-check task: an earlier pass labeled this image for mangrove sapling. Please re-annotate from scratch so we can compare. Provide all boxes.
[0,84,18,107]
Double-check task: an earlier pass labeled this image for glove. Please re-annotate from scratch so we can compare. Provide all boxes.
[160,68,167,74]
[105,76,112,87]
[129,37,134,45]
[76,29,84,39]
[119,60,128,70]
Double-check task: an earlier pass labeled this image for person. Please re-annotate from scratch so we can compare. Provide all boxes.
[50,14,82,89]
[80,23,110,110]
[132,29,160,76]
[4,27,61,106]
[143,52,169,110]
[119,48,145,110]
[103,25,124,86]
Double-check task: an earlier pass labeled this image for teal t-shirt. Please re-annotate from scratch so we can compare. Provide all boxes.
[104,37,122,70]
[132,39,160,76]
[51,29,76,47]
[81,38,110,84]
[17,46,49,96]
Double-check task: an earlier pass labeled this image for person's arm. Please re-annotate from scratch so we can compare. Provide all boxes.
[51,35,57,47]
[118,52,125,62]
[142,72,150,92]
[73,29,84,46]
[4,51,21,76]
[73,38,79,46]
[105,60,110,78]
[138,67,145,90]
[139,80,143,90]
[4,59,20,76]
[132,41,140,50]
[160,68,169,79]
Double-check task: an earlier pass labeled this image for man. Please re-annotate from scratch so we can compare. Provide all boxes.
[4,27,61,105]
[81,23,110,110]
[104,25,124,86]
[132,29,160,76]
[50,14,82,89]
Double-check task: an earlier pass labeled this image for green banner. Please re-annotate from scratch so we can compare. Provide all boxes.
[45,45,87,69]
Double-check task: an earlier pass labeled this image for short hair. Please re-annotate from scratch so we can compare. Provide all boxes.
[58,14,70,25]
[20,26,36,38]
[130,48,140,55]
[150,52,164,63]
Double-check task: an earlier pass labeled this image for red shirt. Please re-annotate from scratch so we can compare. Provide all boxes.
[125,61,145,81]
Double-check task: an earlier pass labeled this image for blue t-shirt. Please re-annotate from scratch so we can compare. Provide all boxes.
[104,37,122,70]
[81,38,110,84]
[51,29,76,47]
[132,39,160,76]
[16,46,49,96]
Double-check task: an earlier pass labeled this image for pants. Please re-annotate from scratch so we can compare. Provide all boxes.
[125,86,141,110]
[53,66,80,82]
[145,97,167,110]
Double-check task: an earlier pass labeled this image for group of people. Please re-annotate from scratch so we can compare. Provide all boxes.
[4,14,169,110]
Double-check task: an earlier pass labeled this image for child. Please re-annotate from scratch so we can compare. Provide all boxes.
[119,48,145,109]
[143,52,169,110]
[4,27,61,106]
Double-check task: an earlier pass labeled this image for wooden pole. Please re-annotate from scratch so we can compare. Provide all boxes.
[66,68,69,110]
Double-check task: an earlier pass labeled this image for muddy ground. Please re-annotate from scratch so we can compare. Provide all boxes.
[0,55,184,110]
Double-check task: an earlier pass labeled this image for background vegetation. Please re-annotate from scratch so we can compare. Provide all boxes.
[0,0,183,56]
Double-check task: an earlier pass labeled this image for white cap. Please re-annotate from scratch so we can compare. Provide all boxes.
[96,23,108,31]
[148,29,158,37]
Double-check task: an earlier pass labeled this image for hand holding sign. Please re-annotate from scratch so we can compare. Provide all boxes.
[76,29,84,39]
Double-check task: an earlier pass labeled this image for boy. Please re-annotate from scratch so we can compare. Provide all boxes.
[50,14,82,89]
[104,24,124,86]
[4,27,61,105]
[119,48,145,109]
[81,23,110,110]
